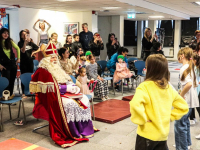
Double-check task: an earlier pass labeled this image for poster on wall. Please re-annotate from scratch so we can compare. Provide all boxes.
[0,14,9,30]
[63,22,78,36]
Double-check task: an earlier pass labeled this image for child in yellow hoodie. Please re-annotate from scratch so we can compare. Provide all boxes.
[130,54,189,150]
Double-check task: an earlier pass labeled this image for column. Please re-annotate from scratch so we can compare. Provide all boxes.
[137,21,143,58]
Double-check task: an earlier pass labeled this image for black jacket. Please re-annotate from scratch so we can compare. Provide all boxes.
[89,41,104,56]
[0,45,15,68]
[142,37,156,51]
[106,42,120,59]
[71,41,83,56]
[150,47,164,55]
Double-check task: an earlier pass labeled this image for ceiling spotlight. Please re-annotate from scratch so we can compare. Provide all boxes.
[101,7,120,10]
[57,0,78,1]
[149,16,164,18]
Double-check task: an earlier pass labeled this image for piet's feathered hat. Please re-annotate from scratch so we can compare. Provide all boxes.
[40,40,57,57]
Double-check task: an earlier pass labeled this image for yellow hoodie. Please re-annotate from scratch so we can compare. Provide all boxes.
[130,81,189,141]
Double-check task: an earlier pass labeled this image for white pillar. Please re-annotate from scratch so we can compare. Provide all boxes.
[137,21,143,58]
[172,20,181,60]
[111,15,124,46]
[92,13,98,33]
[148,20,157,33]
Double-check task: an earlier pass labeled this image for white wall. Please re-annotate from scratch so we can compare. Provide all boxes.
[17,8,93,46]
[6,9,19,43]
[98,15,124,60]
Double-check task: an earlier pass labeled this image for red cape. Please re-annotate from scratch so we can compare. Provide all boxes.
[30,68,89,148]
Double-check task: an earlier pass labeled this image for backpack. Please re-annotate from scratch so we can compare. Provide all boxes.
[97,63,102,77]
[128,61,138,73]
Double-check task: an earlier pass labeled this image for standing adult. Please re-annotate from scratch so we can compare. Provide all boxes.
[0,28,20,99]
[51,33,62,50]
[189,30,200,50]
[79,23,93,51]
[64,35,73,58]
[106,33,120,59]
[18,30,40,97]
[33,19,51,46]
[89,32,104,60]
[142,28,158,61]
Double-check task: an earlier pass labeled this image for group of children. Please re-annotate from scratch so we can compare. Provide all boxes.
[130,47,200,150]
[76,50,135,101]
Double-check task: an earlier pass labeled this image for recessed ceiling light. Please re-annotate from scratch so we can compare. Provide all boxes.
[195,1,200,5]
[57,0,78,1]
[149,16,164,18]
[101,7,120,10]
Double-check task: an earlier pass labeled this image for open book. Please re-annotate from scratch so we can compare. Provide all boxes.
[61,92,83,99]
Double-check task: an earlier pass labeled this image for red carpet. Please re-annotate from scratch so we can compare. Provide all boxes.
[122,95,134,101]
[0,138,49,150]
[91,99,131,124]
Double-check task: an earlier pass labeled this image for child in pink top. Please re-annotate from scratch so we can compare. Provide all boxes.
[113,55,133,83]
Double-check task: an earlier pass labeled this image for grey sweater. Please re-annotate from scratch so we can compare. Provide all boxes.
[86,63,98,80]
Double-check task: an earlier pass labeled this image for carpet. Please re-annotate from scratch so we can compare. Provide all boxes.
[0,138,49,150]
[91,99,131,124]
[122,95,134,101]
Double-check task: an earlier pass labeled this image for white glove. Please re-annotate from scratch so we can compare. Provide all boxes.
[66,82,80,94]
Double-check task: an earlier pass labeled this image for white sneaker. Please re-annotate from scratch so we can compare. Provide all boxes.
[194,118,197,123]
[195,134,200,139]
[190,120,195,125]
[105,96,109,100]
[173,145,191,149]
[101,97,106,101]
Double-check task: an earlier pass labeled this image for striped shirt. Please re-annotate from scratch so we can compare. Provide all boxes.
[86,63,98,80]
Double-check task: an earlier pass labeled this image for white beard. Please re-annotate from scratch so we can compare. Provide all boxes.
[38,57,71,84]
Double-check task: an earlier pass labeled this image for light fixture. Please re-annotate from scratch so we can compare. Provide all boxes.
[101,7,120,10]
[194,2,200,5]
[57,0,78,1]
[149,16,164,18]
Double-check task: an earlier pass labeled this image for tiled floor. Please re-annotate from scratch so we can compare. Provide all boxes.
[1,61,200,150]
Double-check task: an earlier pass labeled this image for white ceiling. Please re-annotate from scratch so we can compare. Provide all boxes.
[0,0,199,20]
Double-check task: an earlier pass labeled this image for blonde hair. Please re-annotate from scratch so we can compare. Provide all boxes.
[51,32,58,37]
[82,23,88,27]
[144,28,151,42]
[177,47,197,87]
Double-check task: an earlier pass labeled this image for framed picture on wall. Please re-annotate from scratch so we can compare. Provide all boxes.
[63,22,79,36]
[0,14,9,30]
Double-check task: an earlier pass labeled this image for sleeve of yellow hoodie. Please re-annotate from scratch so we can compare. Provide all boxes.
[129,85,149,126]
[170,90,189,121]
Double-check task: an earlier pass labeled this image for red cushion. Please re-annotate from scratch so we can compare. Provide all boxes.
[122,95,134,101]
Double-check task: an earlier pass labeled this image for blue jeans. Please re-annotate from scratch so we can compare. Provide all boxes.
[174,108,192,150]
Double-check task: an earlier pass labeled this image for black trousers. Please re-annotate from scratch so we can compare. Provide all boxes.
[143,51,151,61]
[190,92,200,120]
[20,62,33,94]
[1,64,17,95]
[135,135,168,150]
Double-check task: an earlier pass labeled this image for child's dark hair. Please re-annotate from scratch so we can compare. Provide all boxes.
[89,54,94,60]
[66,34,72,43]
[78,67,86,74]
[58,47,67,59]
[192,53,200,75]
[152,42,161,50]
[73,34,79,39]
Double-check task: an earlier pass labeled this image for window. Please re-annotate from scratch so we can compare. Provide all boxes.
[124,20,137,46]
[157,20,175,47]
[181,18,199,45]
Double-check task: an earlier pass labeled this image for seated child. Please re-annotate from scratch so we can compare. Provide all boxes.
[77,67,94,96]
[86,55,109,101]
[85,51,92,66]
[113,55,133,83]
[71,34,83,56]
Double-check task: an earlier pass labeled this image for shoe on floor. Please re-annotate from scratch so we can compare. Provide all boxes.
[105,96,109,100]
[101,97,106,101]
[195,134,200,139]
[173,145,191,149]
[190,120,196,125]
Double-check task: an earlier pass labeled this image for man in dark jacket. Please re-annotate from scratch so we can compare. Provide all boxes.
[79,23,93,51]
